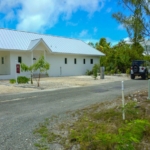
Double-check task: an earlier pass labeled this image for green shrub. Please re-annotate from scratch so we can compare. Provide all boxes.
[70,118,150,150]
[85,70,90,75]
[116,69,121,74]
[126,68,130,75]
[105,71,108,75]
[9,79,16,84]
[17,76,30,84]
[85,69,93,75]
[110,70,115,75]
[92,64,99,80]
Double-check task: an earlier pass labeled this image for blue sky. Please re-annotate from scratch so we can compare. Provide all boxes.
[0,0,129,45]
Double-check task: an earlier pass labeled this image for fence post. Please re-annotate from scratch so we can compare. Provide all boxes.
[121,81,125,120]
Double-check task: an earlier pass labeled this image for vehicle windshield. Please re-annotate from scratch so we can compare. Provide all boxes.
[132,61,145,66]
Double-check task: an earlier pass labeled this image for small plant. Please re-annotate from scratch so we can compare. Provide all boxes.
[17,76,30,84]
[21,63,34,84]
[92,64,98,79]
[116,69,121,74]
[85,69,90,75]
[33,55,50,87]
[85,69,93,75]
[21,55,50,86]
[105,71,108,75]
[9,79,16,84]
[126,68,130,76]
[110,70,115,75]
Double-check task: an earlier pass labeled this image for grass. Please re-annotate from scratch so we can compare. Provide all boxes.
[33,91,150,150]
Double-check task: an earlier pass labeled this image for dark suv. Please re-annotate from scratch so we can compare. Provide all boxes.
[130,60,150,79]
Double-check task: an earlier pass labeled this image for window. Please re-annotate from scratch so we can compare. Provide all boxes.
[1,57,4,64]
[90,59,93,64]
[74,58,77,64]
[18,56,22,63]
[65,58,67,64]
[83,59,85,64]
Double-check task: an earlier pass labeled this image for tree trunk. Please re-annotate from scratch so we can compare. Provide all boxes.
[37,73,40,87]
[31,74,33,84]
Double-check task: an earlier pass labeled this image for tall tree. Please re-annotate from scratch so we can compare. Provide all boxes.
[112,0,150,43]
[96,38,111,53]
[88,42,95,48]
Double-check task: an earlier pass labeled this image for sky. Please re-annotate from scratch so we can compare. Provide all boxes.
[0,0,129,46]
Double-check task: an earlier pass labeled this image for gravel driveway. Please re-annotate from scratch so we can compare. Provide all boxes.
[0,75,130,95]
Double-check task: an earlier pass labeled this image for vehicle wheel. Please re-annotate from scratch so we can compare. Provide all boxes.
[133,65,139,73]
[131,74,135,79]
[146,72,148,80]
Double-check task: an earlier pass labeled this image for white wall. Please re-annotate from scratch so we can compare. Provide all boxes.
[10,51,32,78]
[0,51,10,75]
[0,50,100,79]
[46,53,99,76]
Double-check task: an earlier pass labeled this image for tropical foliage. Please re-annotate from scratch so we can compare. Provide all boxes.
[21,55,50,87]
[112,0,150,43]
[33,55,50,87]
[89,38,144,74]
[21,63,35,84]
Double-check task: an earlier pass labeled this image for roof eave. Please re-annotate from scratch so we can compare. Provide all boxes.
[0,48,105,56]
[51,52,105,56]
[0,48,29,52]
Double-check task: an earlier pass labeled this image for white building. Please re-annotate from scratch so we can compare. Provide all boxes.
[0,28,105,79]
[140,40,150,55]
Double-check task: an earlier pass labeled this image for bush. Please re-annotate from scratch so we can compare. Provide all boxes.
[17,76,30,84]
[92,64,99,80]
[9,79,16,84]
[85,70,93,75]
[126,68,130,75]
[110,70,115,75]
[116,69,121,74]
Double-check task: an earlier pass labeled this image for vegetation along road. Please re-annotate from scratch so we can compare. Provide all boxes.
[0,79,148,150]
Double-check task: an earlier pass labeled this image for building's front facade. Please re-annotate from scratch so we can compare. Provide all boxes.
[0,29,105,79]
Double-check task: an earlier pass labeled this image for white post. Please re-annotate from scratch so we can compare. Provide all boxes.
[121,81,125,120]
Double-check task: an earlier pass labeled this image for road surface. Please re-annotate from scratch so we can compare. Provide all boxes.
[0,80,148,150]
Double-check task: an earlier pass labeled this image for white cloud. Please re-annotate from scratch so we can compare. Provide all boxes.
[0,0,105,32]
[106,7,112,13]
[123,37,132,44]
[79,30,88,37]
[105,37,119,46]
[66,22,78,26]
[85,39,99,44]
[118,24,125,30]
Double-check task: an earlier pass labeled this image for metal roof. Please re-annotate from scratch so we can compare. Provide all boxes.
[27,38,51,51]
[28,38,42,50]
[0,28,105,56]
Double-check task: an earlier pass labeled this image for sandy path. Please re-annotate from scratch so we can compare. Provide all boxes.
[0,75,130,94]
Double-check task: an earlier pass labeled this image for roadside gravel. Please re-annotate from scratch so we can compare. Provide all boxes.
[0,75,129,95]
